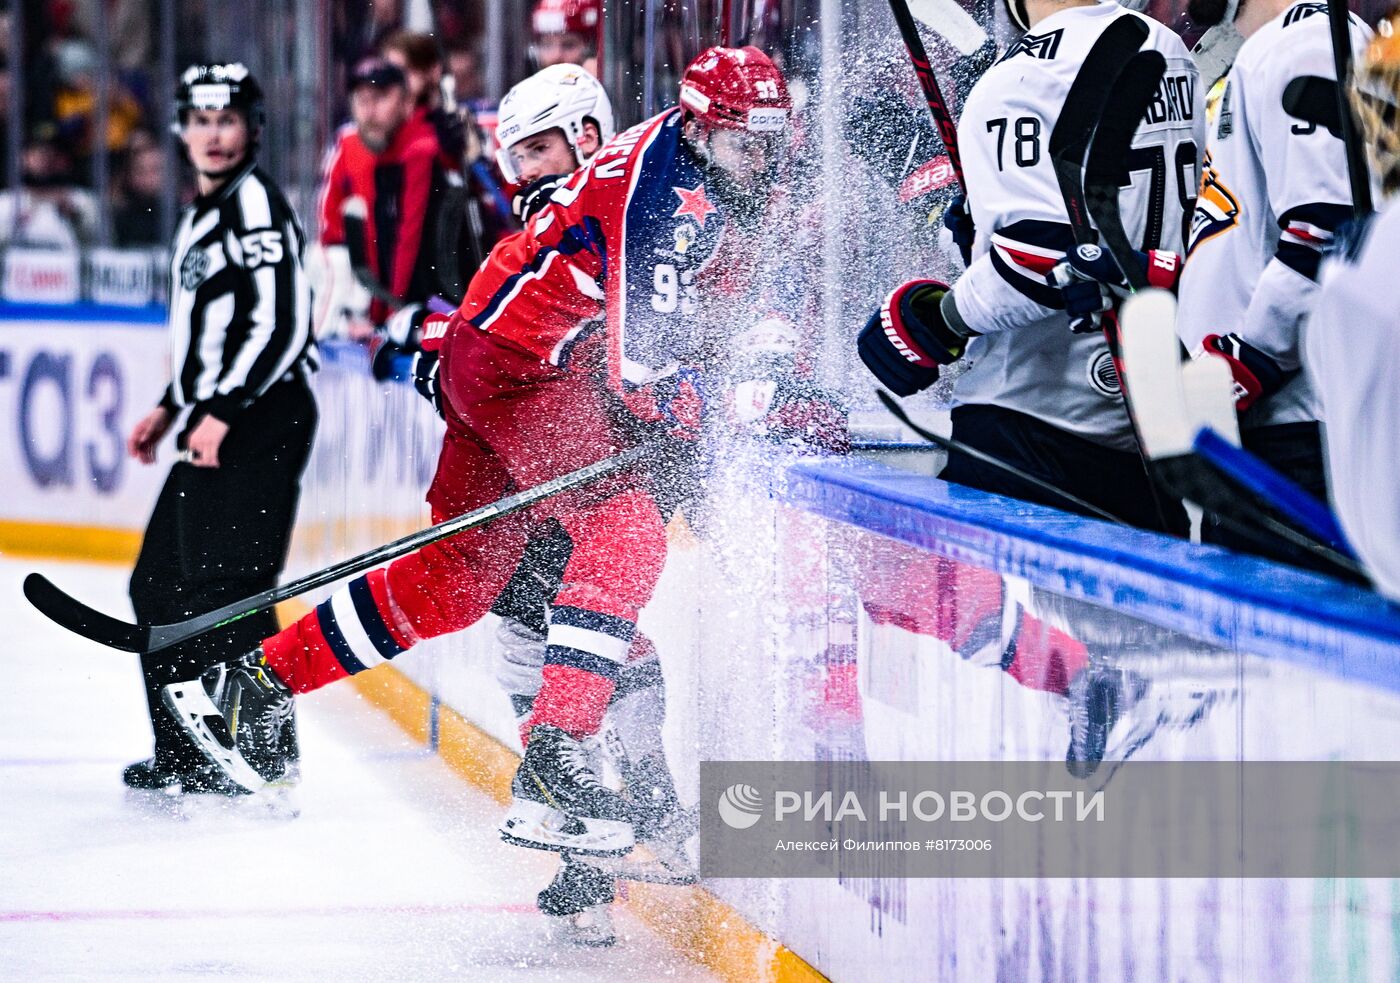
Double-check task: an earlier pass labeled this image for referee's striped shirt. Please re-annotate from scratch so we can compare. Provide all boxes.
[161,160,317,422]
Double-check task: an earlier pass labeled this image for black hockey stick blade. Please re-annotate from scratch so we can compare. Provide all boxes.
[1085,50,1168,291]
[24,574,150,652]
[1048,15,1150,244]
[1283,75,1344,139]
[875,390,1129,525]
[26,447,646,655]
[887,0,967,195]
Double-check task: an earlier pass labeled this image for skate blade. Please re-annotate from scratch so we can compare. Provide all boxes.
[161,682,268,793]
[547,909,617,947]
[580,853,698,885]
[499,799,633,857]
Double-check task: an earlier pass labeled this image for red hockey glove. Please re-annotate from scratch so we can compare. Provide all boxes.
[1192,333,1298,412]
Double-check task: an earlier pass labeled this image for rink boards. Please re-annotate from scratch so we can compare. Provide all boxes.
[7,311,1400,982]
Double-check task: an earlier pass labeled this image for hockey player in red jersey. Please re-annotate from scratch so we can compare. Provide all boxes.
[163,47,795,859]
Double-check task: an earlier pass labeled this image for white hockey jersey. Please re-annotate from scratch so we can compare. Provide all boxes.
[1305,203,1400,602]
[948,2,1204,451]
[1176,1,1371,429]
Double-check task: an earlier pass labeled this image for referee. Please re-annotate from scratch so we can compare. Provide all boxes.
[122,63,318,795]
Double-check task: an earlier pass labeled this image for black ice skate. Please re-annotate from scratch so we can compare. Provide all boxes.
[162,649,295,793]
[1065,666,1148,779]
[499,725,635,857]
[537,858,617,947]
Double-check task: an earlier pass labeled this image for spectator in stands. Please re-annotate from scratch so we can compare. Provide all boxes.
[318,57,451,326]
[51,38,144,171]
[0,128,97,247]
[445,41,485,105]
[381,30,465,163]
[112,131,163,246]
[531,0,600,74]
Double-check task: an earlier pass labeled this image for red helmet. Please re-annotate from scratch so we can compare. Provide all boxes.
[532,0,600,38]
[679,46,791,133]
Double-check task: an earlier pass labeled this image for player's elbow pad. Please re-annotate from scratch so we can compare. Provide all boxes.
[857,279,972,397]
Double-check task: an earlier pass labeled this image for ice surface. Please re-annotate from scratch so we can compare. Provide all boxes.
[0,557,715,982]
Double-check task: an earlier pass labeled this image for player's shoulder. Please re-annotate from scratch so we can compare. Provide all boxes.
[585,108,679,183]
[1237,1,1337,68]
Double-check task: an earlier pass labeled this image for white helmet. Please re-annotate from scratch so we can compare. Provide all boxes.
[495,64,615,183]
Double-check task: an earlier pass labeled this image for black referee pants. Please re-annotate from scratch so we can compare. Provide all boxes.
[129,377,317,774]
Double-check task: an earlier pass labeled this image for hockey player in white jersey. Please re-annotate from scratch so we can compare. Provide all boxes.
[1306,14,1400,599]
[858,0,1203,532]
[1175,0,1371,568]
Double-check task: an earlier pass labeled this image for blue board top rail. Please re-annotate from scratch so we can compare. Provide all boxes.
[783,458,1400,691]
[0,301,166,325]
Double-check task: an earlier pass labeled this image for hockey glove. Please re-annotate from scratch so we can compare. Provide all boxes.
[1048,245,1183,334]
[857,279,975,397]
[369,334,413,382]
[942,194,976,268]
[727,374,850,455]
[623,368,707,440]
[385,303,429,348]
[412,348,445,419]
[1192,333,1298,412]
[513,173,570,223]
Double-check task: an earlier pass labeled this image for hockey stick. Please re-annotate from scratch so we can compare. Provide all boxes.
[1327,0,1373,218]
[875,390,1131,525]
[24,448,646,654]
[341,196,403,310]
[1046,19,1171,530]
[1084,50,1167,292]
[1048,16,1150,244]
[886,0,969,196]
[342,197,456,316]
[1116,293,1369,579]
[1192,426,1357,555]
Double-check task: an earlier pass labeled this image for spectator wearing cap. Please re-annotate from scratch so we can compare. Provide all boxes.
[317,57,450,326]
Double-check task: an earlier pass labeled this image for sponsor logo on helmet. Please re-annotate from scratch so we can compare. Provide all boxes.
[680,83,712,115]
[190,83,235,111]
[746,107,788,132]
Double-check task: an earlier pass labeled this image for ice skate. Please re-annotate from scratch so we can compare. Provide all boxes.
[162,648,295,793]
[1065,666,1148,779]
[538,859,618,947]
[500,725,635,856]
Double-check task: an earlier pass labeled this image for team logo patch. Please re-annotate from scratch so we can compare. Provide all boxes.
[673,221,697,256]
[1088,349,1121,398]
[1187,155,1241,256]
[999,28,1064,63]
[180,247,211,291]
[672,184,717,227]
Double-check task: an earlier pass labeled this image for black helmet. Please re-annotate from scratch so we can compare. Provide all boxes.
[174,63,265,133]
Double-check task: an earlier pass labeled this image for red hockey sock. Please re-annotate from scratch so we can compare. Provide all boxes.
[262,569,412,694]
[1003,611,1090,696]
[526,664,617,739]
